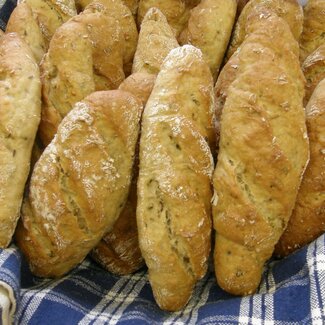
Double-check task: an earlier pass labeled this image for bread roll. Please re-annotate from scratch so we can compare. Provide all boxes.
[137,45,215,311]
[302,44,325,106]
[226,0,303,61]
[132,8,179,75]
[137,0,194,37]
[215,8,303,145]
[6,0,76,62]
[90,73,155,275]
[275,78,325,257]
[0,33,41,248]
[299,0,325,63]
[179,0,237,79]
[15,90,142,277]
[39,10,124,146]
[76,0,138,75]
[212,13,309,295]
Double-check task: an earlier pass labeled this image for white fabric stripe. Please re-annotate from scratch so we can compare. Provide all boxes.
[238,296,251,325]
[252,294,262,325]
[78,272,146,325]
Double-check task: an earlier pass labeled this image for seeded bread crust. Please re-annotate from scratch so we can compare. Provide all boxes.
[137,45,215,311]
[15,90,142,277]
[275,78,325,257]
[0,33,41,248]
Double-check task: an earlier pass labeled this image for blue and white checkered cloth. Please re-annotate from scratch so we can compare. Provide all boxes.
[0,234,324,324]
[0,0,322,324]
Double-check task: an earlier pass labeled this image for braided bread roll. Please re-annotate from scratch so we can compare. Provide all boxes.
[302,44,325,106]
[132,8,179,75]
[299,0,325,63]
[0,33,41,248]
[137,45,215,311]
[6,0,77,62]
[90,73,155,275]
[275,78,325,257]
[179,0,237,79]
[15,90,142,277]
[226,0,303,61]
[39,10,124,146]
[212,14,309,295]
[215,7,304,146]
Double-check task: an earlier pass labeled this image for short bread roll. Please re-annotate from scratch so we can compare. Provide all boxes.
[132,8,179,75]
[137,45,215,311]
[15,90,142,277]
[90,73,155,275]
[302,44,325,106]
[179,0,237,79]
[39,10,124,146]
[6,0,77,62]
[275,78,325,257]
[0,33,41,248]
[299,0,325,62]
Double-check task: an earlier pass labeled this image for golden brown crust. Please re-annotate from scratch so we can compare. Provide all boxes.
[90,73,155,275]
[179,0,237,80]
[226,0,303,61]
[6,0,76,62]
[215,8,304,147]
[132,8,179,75]
[212,12,309,295]
[300,0,325,63]
[39,11,124,146]
[275,78,325,257]
[302,44,325,106]
[15,90,142,277]
[0,33,41,248]
[236,0,249,17]
[137,0,192,37]
[137,45,215,311]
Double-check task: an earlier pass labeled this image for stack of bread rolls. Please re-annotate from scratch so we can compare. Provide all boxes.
[0,0,323,312]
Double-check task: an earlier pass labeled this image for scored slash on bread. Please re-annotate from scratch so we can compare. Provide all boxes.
[16,90,143,278]
[0,33,41,248]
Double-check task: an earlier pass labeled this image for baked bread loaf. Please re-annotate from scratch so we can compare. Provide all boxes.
[90,73,155,275]
[0,33,41,248]
[15,90,142,277]
[226,0,303,61]
[6,0,77,62]
[215,8,304,146]
[137,45,215,311]
[132,8,179,75]
[39,10,124,146]
[137,0,197,37]
[179,0,237,79]
[299,0,325,63]
[275,78,325,257]
[75,0,138,75]
[302,44,325,106]
[212,12,309,295]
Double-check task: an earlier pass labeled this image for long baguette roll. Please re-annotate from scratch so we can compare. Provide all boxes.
[0,33,41,248]
[39,10,124,146]
[299,0,325,63]
[275,78,325,257]
[132,8,179,75]
[6,0,77,62]
[212,18,309,295]
[179,0,237,80]
[302,44,325,106]
[137,45,215,311]
[90,73,155,275]
[226,0,303,61]
[15,90,142,277]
